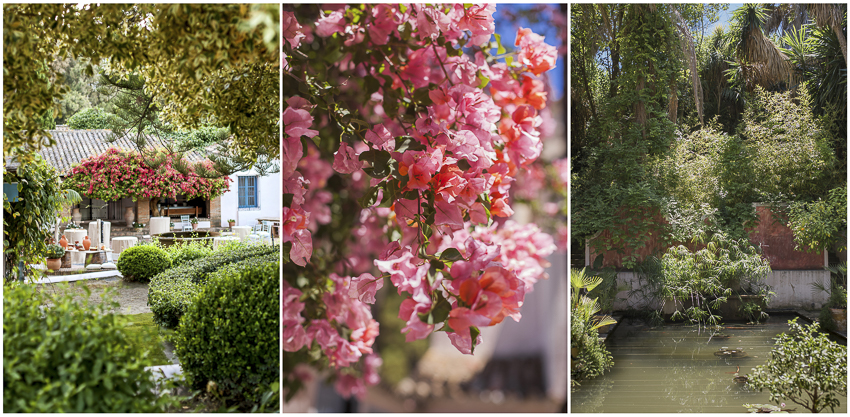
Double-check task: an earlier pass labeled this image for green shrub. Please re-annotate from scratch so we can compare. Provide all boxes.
[3,284,174,412]
[148,244,278,327]
[66,107,118,130]
[45,244,65,259]
[163,240,214,265]
[117,245,171,282]
[748,318,847,413]
[174,261,279,409]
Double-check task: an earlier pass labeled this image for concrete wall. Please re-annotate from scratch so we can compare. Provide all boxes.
[612,270,831,312]
[219,169,280,228]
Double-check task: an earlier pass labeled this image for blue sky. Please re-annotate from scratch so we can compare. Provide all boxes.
[493,4,564,100]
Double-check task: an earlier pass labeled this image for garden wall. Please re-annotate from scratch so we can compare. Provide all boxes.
[612,270,831,311]
[586,204,826,270]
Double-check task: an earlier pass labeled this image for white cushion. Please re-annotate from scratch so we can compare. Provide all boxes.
[86,264,102,271]
[101,262,117,270]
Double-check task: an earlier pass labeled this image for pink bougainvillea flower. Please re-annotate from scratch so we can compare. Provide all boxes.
[283,11,305,49]
[333,142,361,174]
[457,4,496,46]
[283,281,309,352]
[316,10,347,37]
[367,4,402,45]
[446,307,490,354]
[306,319,339,351]
[363,353,383,386]
[364,123,395,152]
[283,136,303,178]
[335,373,368,399]
[288,228,312,266]
[283,107,319,139]
[515,27,557,76]
[348,272,383,304]
[434,200,464,230]
[398,298,435,342]
[350,318,380,354]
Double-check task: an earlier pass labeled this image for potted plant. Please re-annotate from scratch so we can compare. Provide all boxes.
[45,244,65,271]
[228,219,236,228]
[170,221,175,230]
[190,217,199,230]
[132,221,145,230]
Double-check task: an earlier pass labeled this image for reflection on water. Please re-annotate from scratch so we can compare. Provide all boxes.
[571,315,847,413]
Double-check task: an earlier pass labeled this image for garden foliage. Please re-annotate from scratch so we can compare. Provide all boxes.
[116,245,171,282]
[174,261,279,410]
[637,232,773,326]
[4,4,279,162]
[748,318,847,413]
[3,155,79,283]
[66,107,119,130]
[148,243,278,327]
[3,284,174,412]
[570,268,615,386]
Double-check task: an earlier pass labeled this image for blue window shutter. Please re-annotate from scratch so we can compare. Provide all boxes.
[238,176,258,208]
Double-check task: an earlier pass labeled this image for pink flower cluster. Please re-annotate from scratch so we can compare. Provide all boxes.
[64,147,229,203]
[284,4,561,401]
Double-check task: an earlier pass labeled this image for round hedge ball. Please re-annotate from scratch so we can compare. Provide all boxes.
[116,245,171,282]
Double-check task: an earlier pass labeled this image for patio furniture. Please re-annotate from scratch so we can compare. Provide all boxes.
[163,206,200,217]
[247,222,272,245]
[149,217,170,235]
[180,215,193,232]
[232,225,252,241]
[68,249,86,265]
[213,236,241,250]
[112,236,138,256]
[255,217,281,238]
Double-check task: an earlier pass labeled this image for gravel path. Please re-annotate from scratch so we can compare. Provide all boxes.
[37,278,152,315]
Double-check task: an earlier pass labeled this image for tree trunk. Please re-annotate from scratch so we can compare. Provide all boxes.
[150,197,160,217]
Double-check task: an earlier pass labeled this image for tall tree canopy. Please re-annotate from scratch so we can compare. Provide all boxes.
[572,4,846,264]
[3,4,279,163]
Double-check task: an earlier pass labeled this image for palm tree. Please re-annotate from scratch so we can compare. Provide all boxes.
[725,4,794,93]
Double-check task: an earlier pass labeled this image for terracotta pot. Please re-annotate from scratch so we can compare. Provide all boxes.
[72,208,82,223]
[83,236,91,251]
[124,207,135,227]
[228,222,236,228]
[46,258,61,271]
[192,223,199,230]
[59,235,68,249]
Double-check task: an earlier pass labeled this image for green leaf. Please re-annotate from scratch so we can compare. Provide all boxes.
[470,326,481,354]
[494,33,506,55]
[358,186,380,208]
[439,248,464,262]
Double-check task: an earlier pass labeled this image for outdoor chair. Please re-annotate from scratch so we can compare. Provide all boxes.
[180,215,193,232]
[247,221,272,245]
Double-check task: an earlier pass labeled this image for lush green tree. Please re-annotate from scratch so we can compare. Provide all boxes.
[748,318,847,413]
[3,155,80,283]
[4,4,279,163]
[66,107,120,130]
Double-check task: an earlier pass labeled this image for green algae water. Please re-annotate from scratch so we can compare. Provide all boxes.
[571,315,847,413]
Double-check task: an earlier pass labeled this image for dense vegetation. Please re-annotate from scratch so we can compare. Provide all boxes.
[571,4,847,265]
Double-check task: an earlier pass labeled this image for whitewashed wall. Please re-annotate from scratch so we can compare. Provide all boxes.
[612,270,832,311]
[219,169,280,228]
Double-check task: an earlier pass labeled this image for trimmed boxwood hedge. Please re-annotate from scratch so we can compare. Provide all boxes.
[174,261,279,409]
[148,244,278,327]
[4,284,174,412]
[117,245,171,282]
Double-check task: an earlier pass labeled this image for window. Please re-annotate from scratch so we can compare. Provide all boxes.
[238,176,258,208]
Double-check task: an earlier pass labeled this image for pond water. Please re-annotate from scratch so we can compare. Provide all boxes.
[571,315,847,413]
